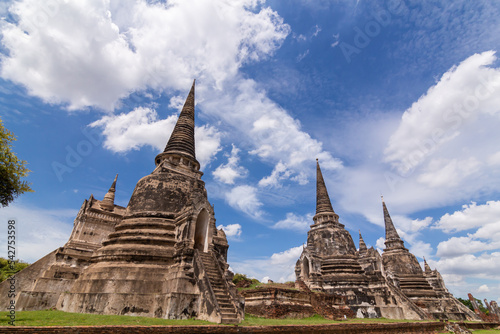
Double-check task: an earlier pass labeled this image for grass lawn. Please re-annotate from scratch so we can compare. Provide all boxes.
[0,309,212,326]
[239,314,433,326]
[0,310,442,327]
[472,330,500,334]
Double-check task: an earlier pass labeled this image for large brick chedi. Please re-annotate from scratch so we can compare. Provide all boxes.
[1,81,243,324]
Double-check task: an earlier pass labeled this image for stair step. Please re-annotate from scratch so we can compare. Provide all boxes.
[221,313,238,318]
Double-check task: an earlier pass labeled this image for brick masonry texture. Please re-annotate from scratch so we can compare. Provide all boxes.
[1,322,499,334]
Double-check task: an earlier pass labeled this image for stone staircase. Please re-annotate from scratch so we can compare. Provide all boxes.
[198,252,239,324]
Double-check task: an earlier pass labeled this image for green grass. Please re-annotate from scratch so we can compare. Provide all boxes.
[0,309,212,326]
[0,309,464,327]
[240,314,335,326]
[472,330,500,334]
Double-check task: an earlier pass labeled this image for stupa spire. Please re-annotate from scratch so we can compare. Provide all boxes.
[359,230,367,255]
[163,80,197,163]
[382,196,405,250]
[100,174,118,211]
[316,159,335,215]
[424,257,432,273]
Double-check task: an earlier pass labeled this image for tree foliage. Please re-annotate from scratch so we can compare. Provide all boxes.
[458,297,489,315]
[0,257,30,282]
[0,117,33,207]
[233,273,260,286]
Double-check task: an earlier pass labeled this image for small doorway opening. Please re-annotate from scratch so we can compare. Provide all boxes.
[302,257,310,280]
[194,209,209,252]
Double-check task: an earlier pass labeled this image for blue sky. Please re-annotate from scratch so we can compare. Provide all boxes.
[1,0,500,302]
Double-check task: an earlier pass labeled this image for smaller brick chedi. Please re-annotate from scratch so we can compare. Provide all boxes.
[0,81,244,324]
[295,160,479,320]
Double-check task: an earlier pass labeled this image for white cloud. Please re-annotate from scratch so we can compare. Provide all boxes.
[230,245,303,283]
[217,223,242,239]
[407,240,432,260]
[212,144,248,184]
[312,24,321,37]
[0,0,290,110]
[90,107,221,168]
[384,51,500,175]
[435,201,500,233]
[258,161,291,188]
[1,0,340,188]
[478,284,490,293]
[272,212,313,232]
[261,276,271,283]
[296,49,309,62]
[376,237,385,251]
[434,201,500,260]
[417,157,480,188]
[429,252,500,281]
[204,78,342,186]
[0,204,75,263]
[436,236,500,258]
[335,52,500,234]
[225,185,264,219]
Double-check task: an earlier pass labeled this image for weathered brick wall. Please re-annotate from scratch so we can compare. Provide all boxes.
[0,322,498,334]
[0,322,442,333]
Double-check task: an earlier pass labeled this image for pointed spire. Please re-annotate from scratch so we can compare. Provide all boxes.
[316,159,335,215]
[424,257,432,273]
[381,196,405,250]
[382,196,401,241]
[100,174,118,211]
[359,230,367,255]
[163,80,197,163]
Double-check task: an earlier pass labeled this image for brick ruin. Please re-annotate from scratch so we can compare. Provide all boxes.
[294,160,480,321]
[468,293,500,322]
[0,81,244,324]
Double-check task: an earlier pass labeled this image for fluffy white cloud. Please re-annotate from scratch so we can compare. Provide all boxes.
[336,52,500,232]
[430,252,500,280]
[272,212,313,232]
[204,78,342,186]
[385,51,500,175]
[90,107,221,167]
[0,204,75,263]
[225,185,264,219]
[478,284,490,293]
[212,145,248,184]
[417,157,480,188]
[0,0,290,110]
[217,223,242,239]
[1,0,340,188]
[436,237,499,258]
[435,201,500,233]
[376,237,385,251]
[258,161,290,187]
[434,201,500,259]
[230,245,303,283]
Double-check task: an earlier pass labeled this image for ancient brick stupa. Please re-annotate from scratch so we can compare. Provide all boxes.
[295,161,479,320]
[0,81,244,324]
[295,160,407,318]
[381,198,476,320]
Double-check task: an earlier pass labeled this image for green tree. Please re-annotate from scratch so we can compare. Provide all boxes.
[457,297,489,315]
[0,117,33,207]
[0,257,29,282]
